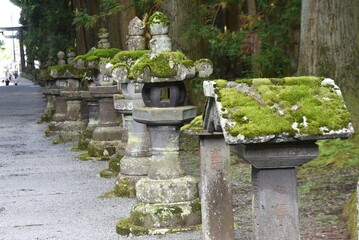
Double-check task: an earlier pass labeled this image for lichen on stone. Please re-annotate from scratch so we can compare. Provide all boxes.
[214,76,352,139]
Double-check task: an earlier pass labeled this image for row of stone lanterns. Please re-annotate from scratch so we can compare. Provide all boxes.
[39,11,355,240]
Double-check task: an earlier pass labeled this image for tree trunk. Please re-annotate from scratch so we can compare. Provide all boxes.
[298,0,359,131]
[158,0,204,60]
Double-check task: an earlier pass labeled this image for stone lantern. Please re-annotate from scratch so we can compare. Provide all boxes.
[201,77,354,240]
[72,29,124,158]
[109,16,151,194]
[45,51,71,137]
[115,12,213,236]
[46,51,88,142]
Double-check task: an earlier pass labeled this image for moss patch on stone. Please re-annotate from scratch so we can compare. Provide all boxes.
[181,115,204,132]
[131,51,193,79]
[114,177,136,198]
[74,48,120,63]
[215,76,351,138]
[116,217,149,236]
[147,11,170,26]
[111,50,150,64]
[99,158,121,178]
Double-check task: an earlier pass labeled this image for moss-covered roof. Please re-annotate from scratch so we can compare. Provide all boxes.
[48,64,90,78]
[147,11,170,26]
[74,48,120,63]
[205,76,354,143]
[111,50,150,64]
[130,51,194,80]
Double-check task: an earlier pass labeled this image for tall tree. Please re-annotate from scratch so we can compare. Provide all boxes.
[298,0,359,130]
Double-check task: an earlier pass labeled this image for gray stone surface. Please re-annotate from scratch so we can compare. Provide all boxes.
[0,78,201,239]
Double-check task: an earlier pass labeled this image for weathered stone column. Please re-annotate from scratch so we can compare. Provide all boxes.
[237,142,319,240]
[112,83,151,196]
[183,116,234,240]
[45,51,68,137]
[40,78,56,123]
[199,134,234,240]
[88,85,124,158]
[76,92,98,150]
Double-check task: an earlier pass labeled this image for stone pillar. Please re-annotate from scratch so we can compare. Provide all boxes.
[237,141,319,240]
[87,86,125,158]
[113,83,151,196]
[58,88,87,142]
[199,134,234,240]
[119,106,200,232]
[77,93,98,150]
[40,78,56,123]
[252,167,299,240]
[45,80,67,137]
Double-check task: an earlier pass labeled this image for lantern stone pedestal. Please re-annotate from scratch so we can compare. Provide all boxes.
[87,85,125,159]
[112,83,151,196]
[40,78,56,123]
[116,106,201,235]
[57,78,88,142]
[76,91,98,150]
[45,79,67,137]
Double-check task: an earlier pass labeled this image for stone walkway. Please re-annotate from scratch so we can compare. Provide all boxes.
[0,78,201,239]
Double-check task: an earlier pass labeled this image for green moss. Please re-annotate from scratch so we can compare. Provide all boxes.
[214,79,228,89]
[302,134,359,169]
[342,191,358,240]
[190,198,201,214]
[131,51,190,79]
[111,50,149,64]
[114,177,136,198]
[77,153,90,161]
[116,217,149,236]
[181,115,204,132]
[218,76,351,138]
[74,48,120,63]
[147,11,170,26]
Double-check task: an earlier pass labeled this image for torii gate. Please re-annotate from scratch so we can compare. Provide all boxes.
[0,26,27,72]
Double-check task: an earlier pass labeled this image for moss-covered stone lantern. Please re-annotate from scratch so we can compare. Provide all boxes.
[73,29,124,159]
[108,17,152,194]
[202,76,354,240]
[115,12,213,236]
[45,51,89,142]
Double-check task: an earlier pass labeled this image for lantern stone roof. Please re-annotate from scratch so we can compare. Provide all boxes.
[202,76,354,144]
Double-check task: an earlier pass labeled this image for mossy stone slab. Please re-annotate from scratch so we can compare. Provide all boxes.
[203,76,354,144]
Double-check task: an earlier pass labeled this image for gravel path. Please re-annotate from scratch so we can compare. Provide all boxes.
[0,79,201,240]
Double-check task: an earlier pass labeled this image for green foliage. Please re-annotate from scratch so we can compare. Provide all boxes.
[14,0,74,68]
[73,9,98,29]
[302,134,359,169]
